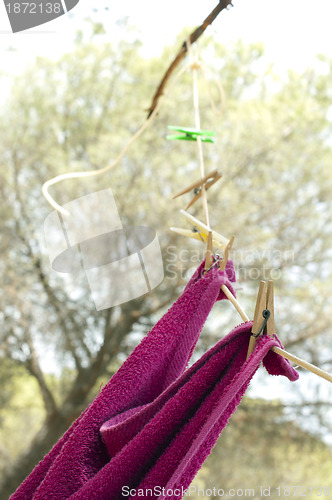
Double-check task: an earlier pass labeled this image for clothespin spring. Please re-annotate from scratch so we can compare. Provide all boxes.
[251,309,271,338]
[193,226,205,243]
[204,254,222,274]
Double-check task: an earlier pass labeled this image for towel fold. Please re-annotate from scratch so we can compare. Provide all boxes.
[10,260,236,500]
[72,323,298,500]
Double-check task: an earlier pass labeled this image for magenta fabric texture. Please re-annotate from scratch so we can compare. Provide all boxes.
[10,260,236,500]
[74,323,298,500]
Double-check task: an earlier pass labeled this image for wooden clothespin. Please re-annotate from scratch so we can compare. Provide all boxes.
[204,231,214,272]
[167,126,216,143]
[180,210,229,247]
[246,280,275,360]
[170,227,225,250]
[246,283,332,382]
[219,235,235,271]
[172,169,222,210]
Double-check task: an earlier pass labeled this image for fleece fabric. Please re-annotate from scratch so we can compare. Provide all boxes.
[10,260,236,500]
[73,322,298,499]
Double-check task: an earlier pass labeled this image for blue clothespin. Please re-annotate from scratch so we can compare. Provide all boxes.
[167,126,215,143]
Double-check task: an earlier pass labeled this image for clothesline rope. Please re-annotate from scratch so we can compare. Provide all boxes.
[42,52,226,217]
[42,62,188,216]
[271,346,332,383]
[188,39,210,228]
[221,284,249,322]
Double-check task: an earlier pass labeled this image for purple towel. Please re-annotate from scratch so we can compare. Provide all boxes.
[10,260,236,500]
[70,323,298,499]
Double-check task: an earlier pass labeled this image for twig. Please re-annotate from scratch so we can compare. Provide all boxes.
[272,346,332,383]
[221,284,249,322]
[147,0,233,117]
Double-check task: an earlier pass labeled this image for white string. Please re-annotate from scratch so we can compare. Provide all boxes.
[42,64,189,216]
[42,45,227,218]
[187,40,210,228]
[200,62,226,116]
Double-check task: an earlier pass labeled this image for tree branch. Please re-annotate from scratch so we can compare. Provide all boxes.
[10,151,88,371]
[24,333,58,417]
[147,0,233,117]
[62,306,135,410]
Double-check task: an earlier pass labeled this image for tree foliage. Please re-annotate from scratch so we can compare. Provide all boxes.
[0,27,332,497]
[191,398,332,499]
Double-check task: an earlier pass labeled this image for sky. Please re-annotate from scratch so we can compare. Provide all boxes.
[0,0,332,80]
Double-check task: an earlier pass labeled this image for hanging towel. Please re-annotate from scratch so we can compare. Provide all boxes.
[68,322,298,500]
[10,260,236,500]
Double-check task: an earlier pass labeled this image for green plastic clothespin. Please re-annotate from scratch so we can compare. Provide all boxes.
[166,126,215,143]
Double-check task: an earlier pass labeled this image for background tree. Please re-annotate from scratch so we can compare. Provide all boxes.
[191,398,332,499]
[0,26,332,497]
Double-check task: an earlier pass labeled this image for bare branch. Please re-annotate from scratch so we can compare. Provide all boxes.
[147,0,233,117]
[24,333,58,417]
[10,152,87,371]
